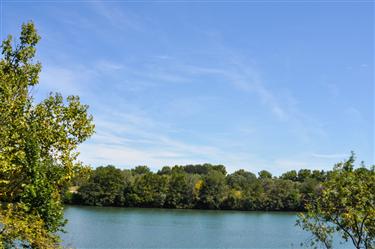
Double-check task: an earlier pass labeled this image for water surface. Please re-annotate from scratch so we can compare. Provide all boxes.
[62,205,352,248]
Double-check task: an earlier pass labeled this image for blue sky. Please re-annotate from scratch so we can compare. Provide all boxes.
[2,1,374,174]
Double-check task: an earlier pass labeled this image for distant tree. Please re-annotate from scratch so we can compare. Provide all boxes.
[126,173,168,207]
[273,180,301,211]
[223,169,258,210]
[165,173,193,208]
[157,166,172,175]
[77,166,125,206]
[132,165,151,175]
[221,188,243,210]
[257,178,301,211]
[280,170,298,181]
[198,170,227,209]
[297,169,312,182]
[183,164,227,175]
[258,170,272,179]
[299,177,320,206]
[227,169,257,190]
[121,169,134,188]
[297,153,375,249]
[210,164,227,175]
[311,170,327,182]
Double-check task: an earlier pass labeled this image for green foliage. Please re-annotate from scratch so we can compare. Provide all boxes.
[0,204,60,248]
[164,173,197,208]
[198,170,227,209]
[78,166,125,206]
[0,22,94,247]
[183,164,227,175]
[126,173,168,207]
[297,169,312,182]
[227,169,257,190]
[132,165,151,175]
[72,163,321,212]
[297,153,375,249]
[157,166,172,175]
[258,170,272,179]
[281,170,298,181]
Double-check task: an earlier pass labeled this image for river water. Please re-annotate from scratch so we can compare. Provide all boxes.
[62,205,353,248]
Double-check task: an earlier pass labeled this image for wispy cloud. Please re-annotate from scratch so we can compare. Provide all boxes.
[37,60,124,98]
[33,16,330,174]
[167,55,325,143]
[37,65,94,97]
[312,153,349,159]
[36,49,330,174]
[89,2,144,32]
[79,114,221,169]
[218,64,289,120]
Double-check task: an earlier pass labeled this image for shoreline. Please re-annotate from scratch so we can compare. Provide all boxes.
[63,204,304,214]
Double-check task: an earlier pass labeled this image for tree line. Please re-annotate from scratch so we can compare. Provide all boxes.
[66,163,329,211]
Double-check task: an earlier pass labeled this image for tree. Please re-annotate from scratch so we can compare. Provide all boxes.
[297,153,375,249]
[126,173,168,207]
[297,169,312,182]
[227,169,257,191]
[223,169,258,210]
[198,170,227,209]
[77,166,125,206]
[183,163,227,175]
[157,166,172,175]
[258,170,272,179]
[165,173,192,208]
[270,179,301,211]
[280,170,298,181]
[0,22,94,247]
[132,165,151,175]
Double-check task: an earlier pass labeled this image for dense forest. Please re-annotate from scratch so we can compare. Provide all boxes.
[66,163,332,211]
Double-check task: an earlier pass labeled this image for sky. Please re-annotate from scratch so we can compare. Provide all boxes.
[2,0,374,175]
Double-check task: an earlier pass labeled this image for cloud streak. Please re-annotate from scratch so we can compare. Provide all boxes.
[38,52,329,174]
[89,2,144,32]
[312,153,349,159]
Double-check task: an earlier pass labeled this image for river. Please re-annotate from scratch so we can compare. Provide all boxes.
[62,205,352,248]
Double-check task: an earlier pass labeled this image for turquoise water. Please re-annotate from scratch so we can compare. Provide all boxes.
[62,206,352,248]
